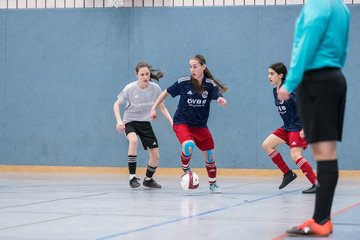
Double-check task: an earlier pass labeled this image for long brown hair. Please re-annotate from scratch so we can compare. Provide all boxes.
[190,54,228,94]
[135,62,164,81]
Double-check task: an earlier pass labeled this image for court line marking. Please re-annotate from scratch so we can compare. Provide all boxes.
[0,214,80,231]
[96,189,301,240]
[272,200,360,240]
[0,192,110,210]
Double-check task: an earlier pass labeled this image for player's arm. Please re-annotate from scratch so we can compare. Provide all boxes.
[113,99,125,133]
[213,87,227,107]
[150,90,169,120]
[158,102,173,126]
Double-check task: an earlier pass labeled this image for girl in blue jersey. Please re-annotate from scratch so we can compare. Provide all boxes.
[150,54,228,193]
[262,63,316,194]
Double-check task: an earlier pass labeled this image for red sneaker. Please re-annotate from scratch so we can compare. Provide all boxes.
[286,218,333,237]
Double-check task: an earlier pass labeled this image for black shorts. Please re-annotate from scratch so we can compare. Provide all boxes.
[125,121,159,150]
[296,68,347,143]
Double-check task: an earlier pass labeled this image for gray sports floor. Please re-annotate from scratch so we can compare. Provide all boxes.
[0,172,359,240]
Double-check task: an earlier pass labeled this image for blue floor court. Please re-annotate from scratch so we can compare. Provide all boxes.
[0,172,359,240]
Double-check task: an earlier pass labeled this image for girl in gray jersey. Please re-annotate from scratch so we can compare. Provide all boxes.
[113,62,173,189]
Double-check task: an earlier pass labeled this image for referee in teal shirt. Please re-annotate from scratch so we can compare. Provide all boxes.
[278,0,350,237]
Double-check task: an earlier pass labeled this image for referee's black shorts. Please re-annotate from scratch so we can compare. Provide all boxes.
[296,67,347,144]
[125,121,159,150]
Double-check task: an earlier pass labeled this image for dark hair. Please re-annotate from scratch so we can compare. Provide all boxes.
[190,54,228,94]
[268,62,287,84]
[135,62,164,81]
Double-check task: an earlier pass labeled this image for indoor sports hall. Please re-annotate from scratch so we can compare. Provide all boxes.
[1,1,359,239]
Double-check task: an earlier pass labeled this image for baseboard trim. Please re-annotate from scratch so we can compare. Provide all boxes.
[1,165,359,177]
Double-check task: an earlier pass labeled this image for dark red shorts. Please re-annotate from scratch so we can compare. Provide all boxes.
[173,124,214,151]
[272,128,307,149]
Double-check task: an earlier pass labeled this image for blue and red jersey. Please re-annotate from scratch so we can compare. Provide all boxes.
[167,76,222,128]
[273,87,302,132]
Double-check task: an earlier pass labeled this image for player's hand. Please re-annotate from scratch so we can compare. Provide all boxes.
[217,97,227,107]
[116,122,125,133]
[277,87,290,101]
[150,108,157,120]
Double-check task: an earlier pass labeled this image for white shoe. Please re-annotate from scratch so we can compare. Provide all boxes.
[209,183,222,193]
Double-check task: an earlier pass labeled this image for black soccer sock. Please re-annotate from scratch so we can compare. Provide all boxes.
[128,155,137,175]
[146,165,157,179]
[313,160,339,224]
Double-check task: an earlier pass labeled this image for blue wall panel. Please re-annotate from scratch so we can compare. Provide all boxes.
[339,6,360,170]
[2,9,130,166]
[0,6,359,169]
[0,11,6,161]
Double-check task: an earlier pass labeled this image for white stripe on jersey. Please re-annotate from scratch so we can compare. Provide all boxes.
[205,78,217,87]
[177,76,191,83]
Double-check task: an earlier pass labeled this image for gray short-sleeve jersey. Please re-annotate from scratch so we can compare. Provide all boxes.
[117,81,162,123]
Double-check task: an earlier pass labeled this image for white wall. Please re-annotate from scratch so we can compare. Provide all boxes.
[0,0,359,9]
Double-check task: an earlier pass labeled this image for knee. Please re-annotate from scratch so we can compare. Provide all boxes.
[206,150,214,163]
[128,138,138,146]
[290,150,301,161]
[182,141,195,156]
[262,140,271,152]
[261,141,267,151]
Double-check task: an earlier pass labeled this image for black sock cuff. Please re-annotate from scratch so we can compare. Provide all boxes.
[317,160,338,174]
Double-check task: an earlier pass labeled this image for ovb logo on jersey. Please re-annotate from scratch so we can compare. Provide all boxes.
[187,91,208,107]
[187,98,207,105]
[202,91,208,99]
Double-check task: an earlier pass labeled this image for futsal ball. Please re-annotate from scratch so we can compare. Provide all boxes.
[180,171,200,190]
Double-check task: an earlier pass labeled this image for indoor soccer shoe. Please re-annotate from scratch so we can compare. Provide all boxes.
[286,218,333,237]
[302,184,316,194]
[209,183,222,193]
[143,178,162,189]
[129,177,141,188]
[279,170,297,189]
